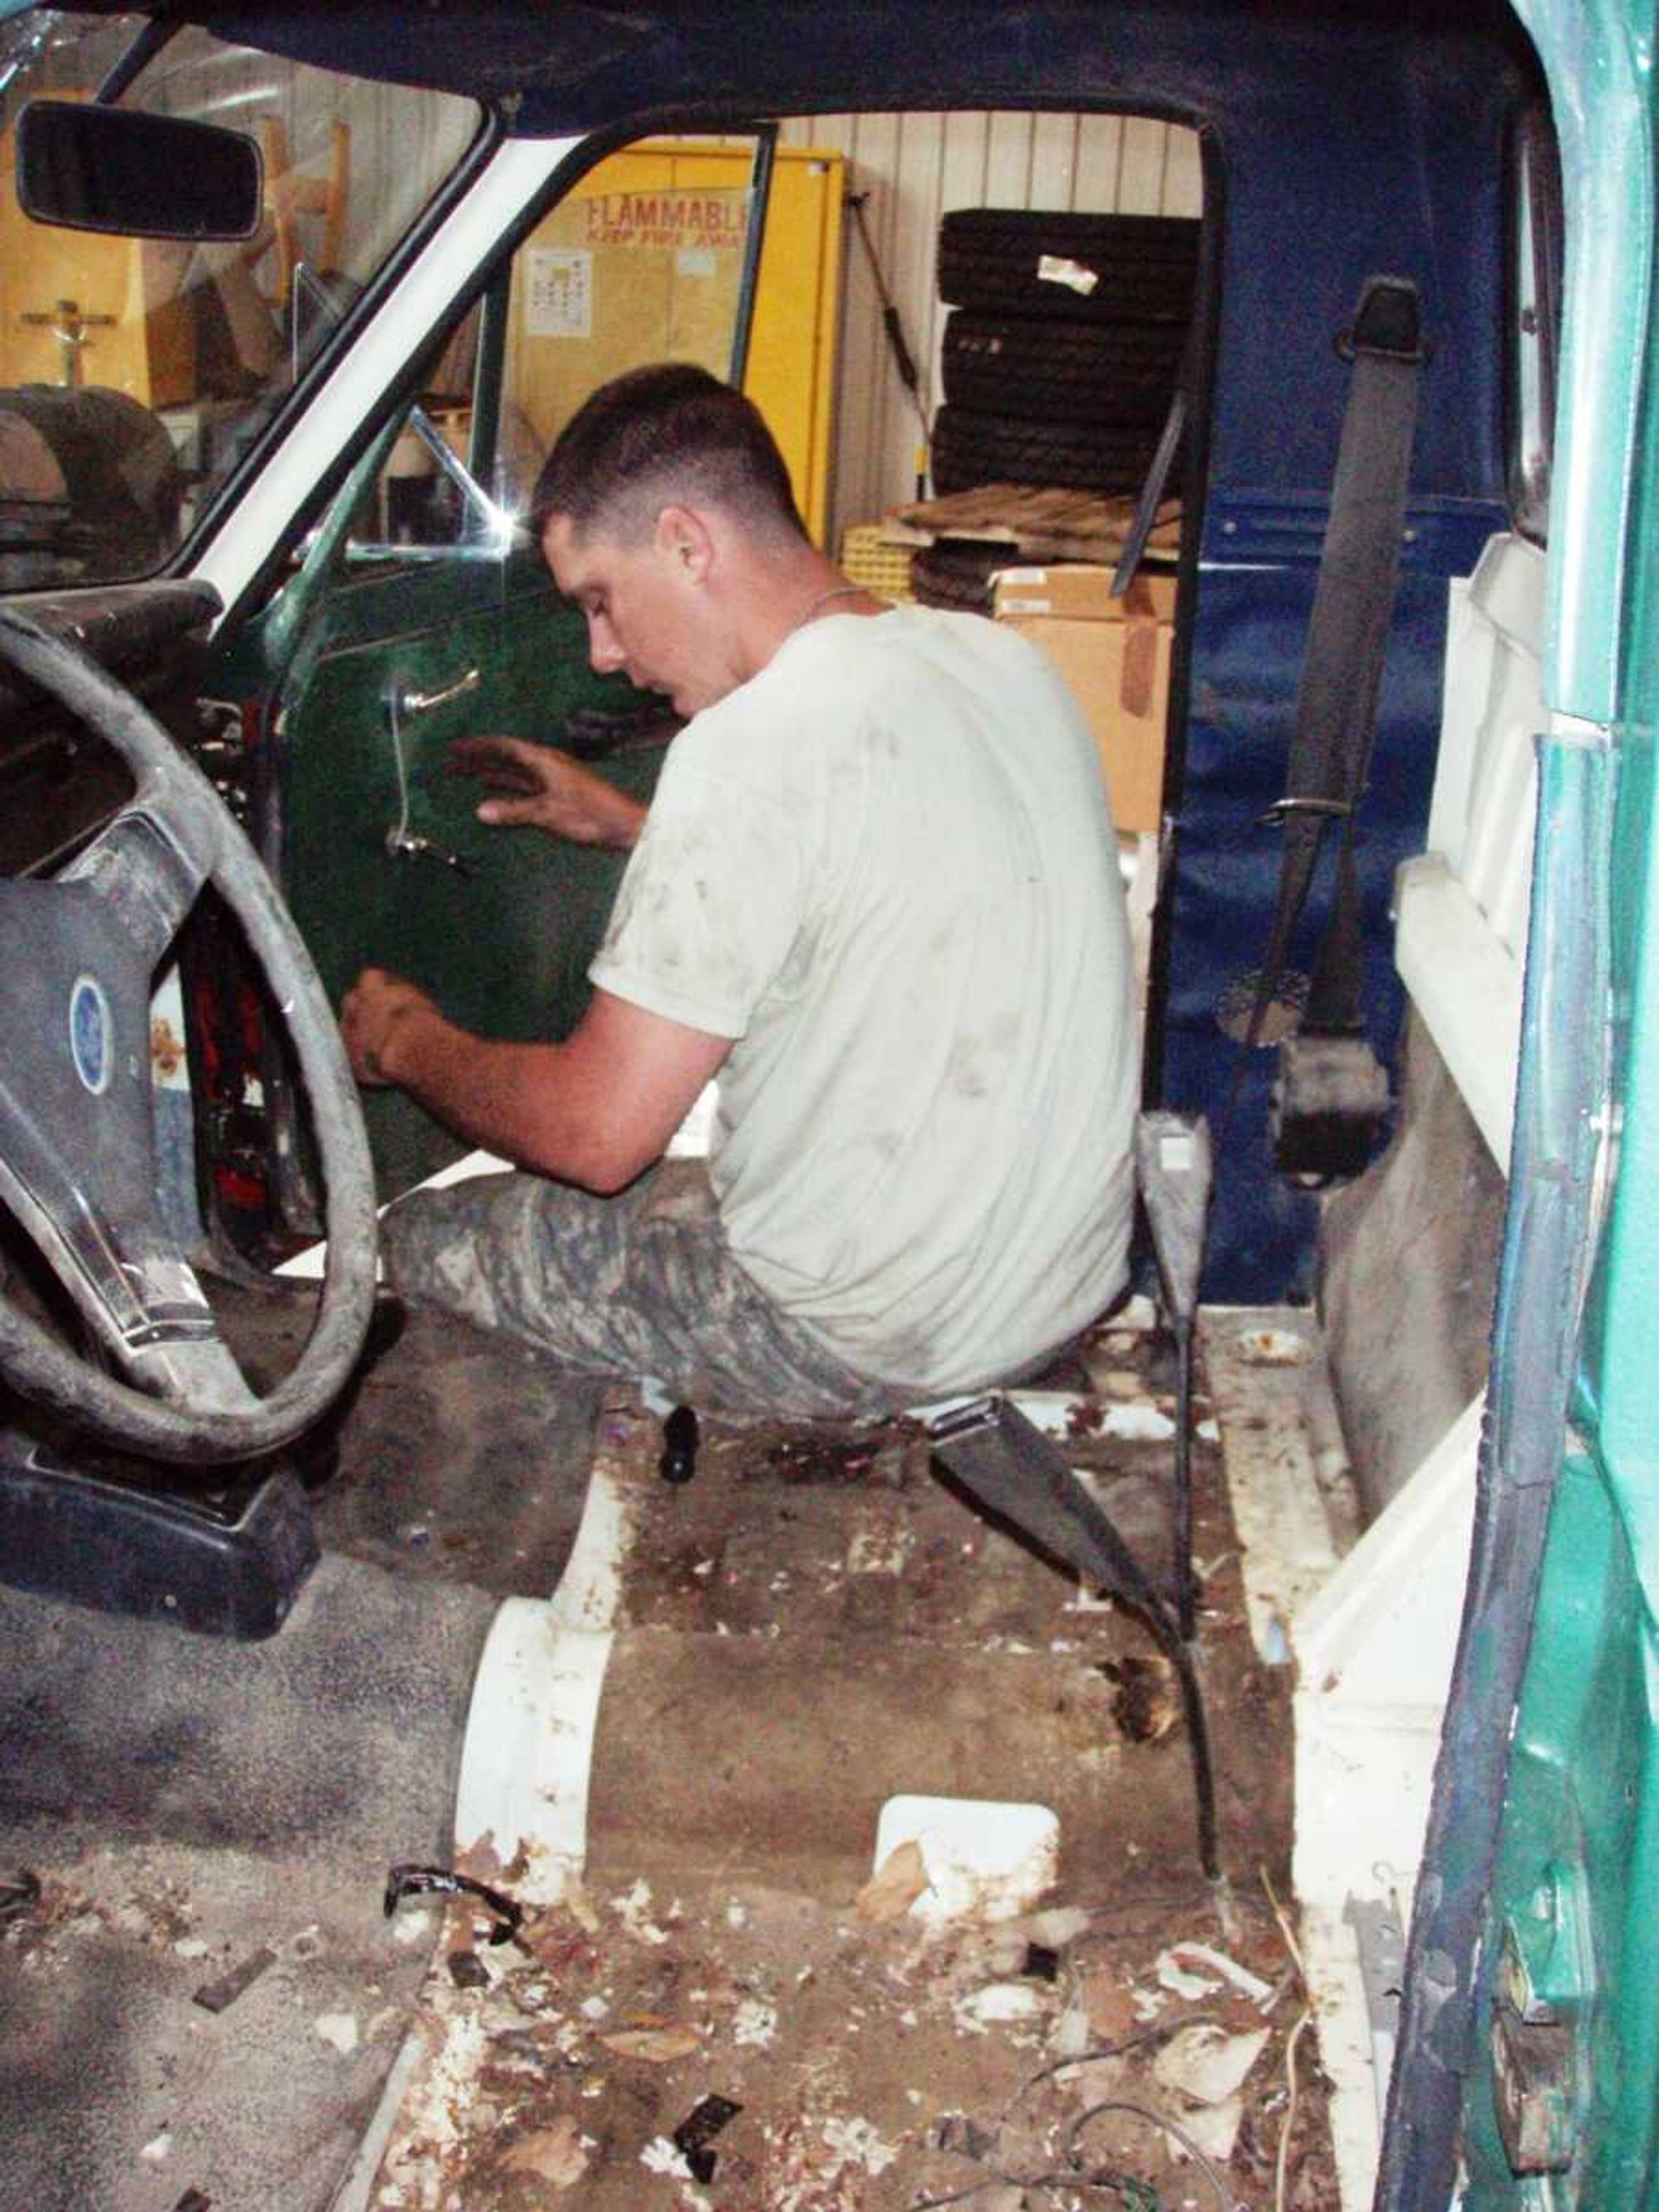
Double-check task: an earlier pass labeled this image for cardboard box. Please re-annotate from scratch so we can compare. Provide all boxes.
[992,561,1128,621]
[993,567,1174,833]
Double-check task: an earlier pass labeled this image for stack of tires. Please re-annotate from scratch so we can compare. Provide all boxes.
[912,207,1198,613]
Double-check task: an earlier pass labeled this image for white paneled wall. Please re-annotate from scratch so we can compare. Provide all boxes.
[779,113,1203,547]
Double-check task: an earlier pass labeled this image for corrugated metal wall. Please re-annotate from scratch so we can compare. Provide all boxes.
[777,113,1203,547]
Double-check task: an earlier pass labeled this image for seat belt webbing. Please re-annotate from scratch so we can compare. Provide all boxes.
[1234,274,1426,1072]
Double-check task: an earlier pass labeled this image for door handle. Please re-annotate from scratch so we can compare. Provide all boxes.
[394,666,480,718]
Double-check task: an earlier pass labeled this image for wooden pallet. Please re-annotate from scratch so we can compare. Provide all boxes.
[883,482,1181,566]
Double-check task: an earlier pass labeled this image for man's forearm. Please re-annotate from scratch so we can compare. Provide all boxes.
[529,774,648,851]
[378,1001,629,1190]
[576,780,648,849]
[348,972,729,1195]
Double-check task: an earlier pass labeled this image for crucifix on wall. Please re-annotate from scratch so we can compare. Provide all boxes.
[20,296,116,387]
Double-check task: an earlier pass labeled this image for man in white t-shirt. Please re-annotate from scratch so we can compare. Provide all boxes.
[342,364,1137,1416]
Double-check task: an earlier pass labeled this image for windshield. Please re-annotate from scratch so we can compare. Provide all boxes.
[0,10,480,590]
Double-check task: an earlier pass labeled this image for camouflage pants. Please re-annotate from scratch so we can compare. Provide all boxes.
[379,1160,899,1421]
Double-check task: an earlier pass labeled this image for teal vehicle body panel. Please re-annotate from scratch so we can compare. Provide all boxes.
[1447,1,1659,2203]
[1469,1453,1659,2203]
[1518,0,1656,718]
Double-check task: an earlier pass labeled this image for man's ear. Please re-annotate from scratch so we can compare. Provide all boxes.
[655,502,715,585]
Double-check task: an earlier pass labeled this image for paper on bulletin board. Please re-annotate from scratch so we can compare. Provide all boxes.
[525,247,592,337]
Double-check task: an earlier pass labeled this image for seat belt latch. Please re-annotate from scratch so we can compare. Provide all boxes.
[1269,1028,1390,1180]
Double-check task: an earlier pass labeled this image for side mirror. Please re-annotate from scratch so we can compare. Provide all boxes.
[16,99,263,242]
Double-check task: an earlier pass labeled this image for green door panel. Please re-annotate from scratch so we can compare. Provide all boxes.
[276,543,667,1196]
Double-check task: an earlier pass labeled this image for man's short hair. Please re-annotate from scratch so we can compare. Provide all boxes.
[531,362,806,547]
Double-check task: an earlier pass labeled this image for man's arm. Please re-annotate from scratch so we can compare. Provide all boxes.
[341,973,730,1193]
[445,736,648,849]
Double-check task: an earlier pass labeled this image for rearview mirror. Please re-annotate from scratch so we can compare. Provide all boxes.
[16,99,263,242]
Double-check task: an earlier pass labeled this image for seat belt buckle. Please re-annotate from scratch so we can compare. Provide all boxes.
[1269,1027,1391,1180]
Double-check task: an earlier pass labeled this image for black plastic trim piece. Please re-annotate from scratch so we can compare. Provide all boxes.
[0,1437,319,1640]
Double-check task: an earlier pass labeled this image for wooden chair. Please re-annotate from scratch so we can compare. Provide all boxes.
[256,116,351,307]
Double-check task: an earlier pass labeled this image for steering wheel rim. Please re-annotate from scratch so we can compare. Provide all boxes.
[0,605,379,1462]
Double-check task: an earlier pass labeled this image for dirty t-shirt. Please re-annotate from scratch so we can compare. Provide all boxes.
[588,604,1137,1395]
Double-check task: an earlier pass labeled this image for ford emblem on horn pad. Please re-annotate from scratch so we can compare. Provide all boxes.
[68,974,113,1096]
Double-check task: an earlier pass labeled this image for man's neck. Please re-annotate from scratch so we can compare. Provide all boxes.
[730,551,885,684]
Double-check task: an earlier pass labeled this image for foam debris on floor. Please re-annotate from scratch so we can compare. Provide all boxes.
[362,1314,1339,2209]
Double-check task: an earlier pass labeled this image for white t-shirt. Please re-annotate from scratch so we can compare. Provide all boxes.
[589,604,1138,1394]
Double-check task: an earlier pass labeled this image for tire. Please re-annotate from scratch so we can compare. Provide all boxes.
[938,208,1199,323]
[0,383,182,570]
[931,404,1162,496]
[911,537,1017,616]
[941,310,1183,425]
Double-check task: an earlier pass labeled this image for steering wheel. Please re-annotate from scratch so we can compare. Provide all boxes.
[0,606,378,1464]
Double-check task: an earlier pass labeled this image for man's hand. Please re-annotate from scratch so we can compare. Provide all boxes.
[341,967,441,1087]
[445,736,647,850]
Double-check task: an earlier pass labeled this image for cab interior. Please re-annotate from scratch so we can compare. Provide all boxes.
[1,5,1635,2210]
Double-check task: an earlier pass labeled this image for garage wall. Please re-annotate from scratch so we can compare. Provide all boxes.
[777,113,1204,548]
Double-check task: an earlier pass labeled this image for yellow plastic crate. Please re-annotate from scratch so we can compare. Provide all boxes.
[840,523,914,601]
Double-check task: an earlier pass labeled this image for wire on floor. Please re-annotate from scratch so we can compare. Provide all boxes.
[1066,2098,1242,2212]
[1260,1863,1313,2212]
[909,2020,1240,2212]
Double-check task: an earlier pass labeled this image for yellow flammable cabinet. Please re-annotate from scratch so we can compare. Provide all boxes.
[504,140,844,546]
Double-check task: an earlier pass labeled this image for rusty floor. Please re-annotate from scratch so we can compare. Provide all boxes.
[367,1314,1339,2212]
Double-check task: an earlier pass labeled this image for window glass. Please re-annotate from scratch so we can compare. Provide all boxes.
[496,142,763,518]
[0,10,480,588]
[350,136,771,559]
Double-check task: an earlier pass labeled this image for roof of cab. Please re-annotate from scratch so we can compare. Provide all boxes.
[27,0,1536,125]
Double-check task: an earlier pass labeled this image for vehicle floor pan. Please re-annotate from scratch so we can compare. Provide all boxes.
[208,1271,608,1601]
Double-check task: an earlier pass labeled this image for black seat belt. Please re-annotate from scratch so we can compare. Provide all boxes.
[1234,274,1427,1178]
